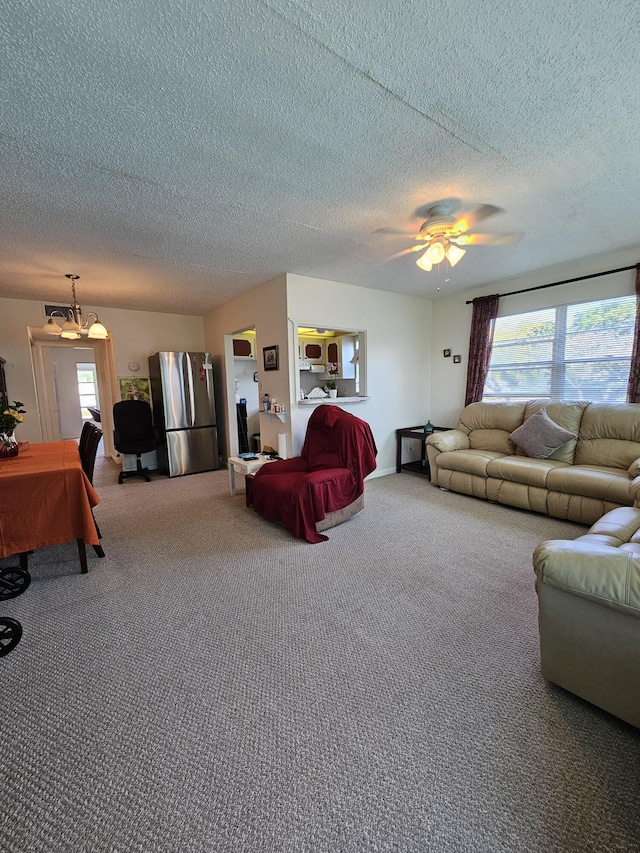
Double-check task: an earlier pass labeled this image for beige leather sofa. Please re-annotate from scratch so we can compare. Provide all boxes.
[426,400,640,525]
[533,506,640,728]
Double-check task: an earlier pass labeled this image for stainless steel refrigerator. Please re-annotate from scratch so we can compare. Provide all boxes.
[148,351,220,477]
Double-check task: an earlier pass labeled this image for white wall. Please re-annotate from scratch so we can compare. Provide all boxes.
[286,274,432,476]
[430,248,639,428]
[0,298,50,442]
[203,275,290,460]
[93,304,205,381]
[203,273,432,474]
[0,296,205,444]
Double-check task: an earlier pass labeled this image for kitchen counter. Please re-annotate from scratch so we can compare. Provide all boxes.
[299,396,369,405]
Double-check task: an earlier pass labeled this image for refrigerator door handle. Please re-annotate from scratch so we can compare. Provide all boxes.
[185,354,196,427]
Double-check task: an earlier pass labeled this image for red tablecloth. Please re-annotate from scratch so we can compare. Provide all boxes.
[0,440,100,559]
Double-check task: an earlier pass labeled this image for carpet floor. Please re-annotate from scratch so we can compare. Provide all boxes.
[1,457,639,852]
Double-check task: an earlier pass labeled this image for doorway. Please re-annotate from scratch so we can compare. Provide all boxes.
[224,327,259,458]
[47,348,97,440]
[29,330,119,459]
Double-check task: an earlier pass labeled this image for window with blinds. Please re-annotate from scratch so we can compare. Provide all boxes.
[483,294,636,402]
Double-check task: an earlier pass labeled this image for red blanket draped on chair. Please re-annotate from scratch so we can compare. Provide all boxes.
[251,405,377,543]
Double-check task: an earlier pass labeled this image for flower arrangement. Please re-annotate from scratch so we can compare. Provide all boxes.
[325,362,339,390]
[0,401,26,436]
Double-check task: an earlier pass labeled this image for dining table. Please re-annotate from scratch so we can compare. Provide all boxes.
[0,440,101,573]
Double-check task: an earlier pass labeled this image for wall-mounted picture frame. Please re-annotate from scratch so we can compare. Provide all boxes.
[263,345,279,371]
[453,355,461,364]
[119,377,151,403]
[443,348,451,358]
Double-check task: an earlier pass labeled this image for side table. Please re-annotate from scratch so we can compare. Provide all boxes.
[396,425,451,479]
[227,455,276,496]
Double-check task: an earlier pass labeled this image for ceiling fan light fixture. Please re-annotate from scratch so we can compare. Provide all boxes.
[426,239,447,264]
[415,249,433,271]
[445,244,466,267]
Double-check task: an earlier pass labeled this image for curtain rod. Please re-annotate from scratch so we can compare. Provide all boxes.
[465,262,640,305]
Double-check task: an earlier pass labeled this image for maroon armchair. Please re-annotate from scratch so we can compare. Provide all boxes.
[250,405,377,543]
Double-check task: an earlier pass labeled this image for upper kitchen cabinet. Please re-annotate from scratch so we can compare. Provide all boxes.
[298,337,326,366]
[326,336,356,380]
[232,332,256,360]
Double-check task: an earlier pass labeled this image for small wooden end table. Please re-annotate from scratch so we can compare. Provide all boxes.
[395,425,451,479]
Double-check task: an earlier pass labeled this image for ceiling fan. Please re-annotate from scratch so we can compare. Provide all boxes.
[379,202,523,271]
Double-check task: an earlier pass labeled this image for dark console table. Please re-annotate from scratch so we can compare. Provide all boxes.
[396,425,451,479]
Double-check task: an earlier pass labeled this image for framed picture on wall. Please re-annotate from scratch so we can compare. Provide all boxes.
[119,377,151,403]
[263,345,279,371]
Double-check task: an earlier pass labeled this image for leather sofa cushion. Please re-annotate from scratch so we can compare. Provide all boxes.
[436,449,506,477]
[427,429,469,452]
[457,401,526,454]
[546,465,633,505]
[468,429,515,454]
[486,456,568,487]
[534,541,640,615]
[575,402,640,467]
[534,505,640,615]
[581,505,640,551]
[576,437,640,470]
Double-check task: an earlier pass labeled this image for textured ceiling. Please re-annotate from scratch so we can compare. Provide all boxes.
[1,0,639,315]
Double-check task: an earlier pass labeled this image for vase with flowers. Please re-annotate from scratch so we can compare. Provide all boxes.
[0,401,26,459]
[325,363,339,398]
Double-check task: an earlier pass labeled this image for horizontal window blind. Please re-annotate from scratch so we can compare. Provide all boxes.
[483,295,635,402]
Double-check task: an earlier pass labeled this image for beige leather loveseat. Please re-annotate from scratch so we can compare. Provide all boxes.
[534,505,640,728]
[426,400,640,525]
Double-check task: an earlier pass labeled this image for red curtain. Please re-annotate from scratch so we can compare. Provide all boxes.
[464,294,500,406]
[627,266,640,403]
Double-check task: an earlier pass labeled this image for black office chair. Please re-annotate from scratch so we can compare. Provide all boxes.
[79,421,106,557]
[113,400,160,484]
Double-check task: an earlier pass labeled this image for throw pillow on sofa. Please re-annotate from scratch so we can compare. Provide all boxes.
[509,408,576,459]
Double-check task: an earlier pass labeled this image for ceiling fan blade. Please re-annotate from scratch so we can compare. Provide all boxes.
[374,226,418,236]
[452,232,524,246]
[386,244,426,261]
[452,204,502,234]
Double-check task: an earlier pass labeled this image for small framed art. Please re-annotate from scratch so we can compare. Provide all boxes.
[119,377,151,403]
[443,349,451,358]
[263,345,279,371]
[453,355,461,364]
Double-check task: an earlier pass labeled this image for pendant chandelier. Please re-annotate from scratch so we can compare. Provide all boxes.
[41,274,109,340]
